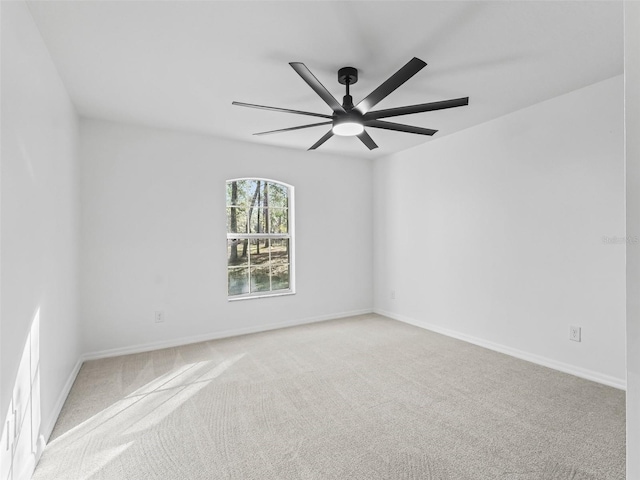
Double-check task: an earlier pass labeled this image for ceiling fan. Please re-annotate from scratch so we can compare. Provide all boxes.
[233,57,469,151]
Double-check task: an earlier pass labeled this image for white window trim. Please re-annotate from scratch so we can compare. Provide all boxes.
[226,178,295,301]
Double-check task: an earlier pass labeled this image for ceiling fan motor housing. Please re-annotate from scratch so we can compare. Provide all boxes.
[333,110,364,136]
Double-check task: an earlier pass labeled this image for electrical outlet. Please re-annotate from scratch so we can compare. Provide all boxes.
[390,290,396,300]
[154,311,164,323]
[569,325,581,342]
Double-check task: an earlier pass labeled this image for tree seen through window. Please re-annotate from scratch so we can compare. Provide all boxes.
[226,179,292,297]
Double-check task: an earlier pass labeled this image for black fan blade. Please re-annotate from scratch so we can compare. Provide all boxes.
[355,57,427,115]
[357,131,378,150]
[365,97,469,120]
[290,63,346,114]
[366,120,437,136]
[254,121,333,136]
[232,101,333,119]
[308,130,334,150]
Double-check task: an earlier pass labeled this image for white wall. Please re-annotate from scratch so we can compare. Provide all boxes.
[79,119,373,355]
[373,75,626,387]
[1,1,80,478]
[625,1,640,476]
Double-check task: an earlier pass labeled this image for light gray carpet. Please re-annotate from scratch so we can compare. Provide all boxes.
[33,314,625,479]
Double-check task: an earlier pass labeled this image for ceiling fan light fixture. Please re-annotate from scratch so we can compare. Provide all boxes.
[332,118,364,136]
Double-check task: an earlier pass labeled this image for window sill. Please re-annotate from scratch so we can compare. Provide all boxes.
[228,290,295,302]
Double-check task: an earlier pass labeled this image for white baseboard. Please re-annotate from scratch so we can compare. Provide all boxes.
[42,357,84,444]
[375,308,626,390]
[82,309,374,361]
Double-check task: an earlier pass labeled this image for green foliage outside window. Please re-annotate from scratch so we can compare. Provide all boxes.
[226,179,292,297]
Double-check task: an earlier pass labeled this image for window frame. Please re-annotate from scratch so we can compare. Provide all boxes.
[225,177,295,301]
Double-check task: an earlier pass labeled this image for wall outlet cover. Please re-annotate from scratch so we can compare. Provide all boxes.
[570,325,581,342]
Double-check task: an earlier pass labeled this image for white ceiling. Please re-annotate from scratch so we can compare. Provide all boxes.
[26,1,623,159]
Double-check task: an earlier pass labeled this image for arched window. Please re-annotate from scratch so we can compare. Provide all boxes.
[226,179,294,299]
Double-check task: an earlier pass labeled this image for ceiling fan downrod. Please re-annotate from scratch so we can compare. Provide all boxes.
[338,66,357,110]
